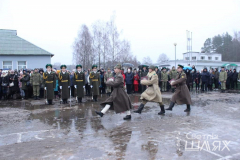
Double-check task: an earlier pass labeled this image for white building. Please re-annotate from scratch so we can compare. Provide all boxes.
[157,52,240,71]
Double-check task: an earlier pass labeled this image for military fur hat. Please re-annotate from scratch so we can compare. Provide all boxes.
[142,65,147,68]
[76,64,82,69]
[178,64,184,69]
[60,65,67,69]
[92,65,97,69]
[162,67,167,70]
[155,66,158,69]
[114,64,121,69]
[45,64,52,68]
[149,65,155,70]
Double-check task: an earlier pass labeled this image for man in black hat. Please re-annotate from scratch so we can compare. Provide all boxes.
[59,65,70,104]
[43,64,56,105]
[166,64,192,112]
[140,65,148,93]
[74,65,85,103]
[89,65,100,102]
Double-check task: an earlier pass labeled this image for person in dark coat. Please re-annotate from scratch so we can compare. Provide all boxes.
[226,70,231,90]
[214,68,219,90]
[96,64,132,120]
[232,69,238,89]
[70,72,74,97]
[43,64,56,105]
[9,70,19,98]
[59,65,70,104]
[201,68,210,92]
[140,66,148,93]
[229,69,233,89]
[74,65,85,103]
[194,71,201,90]
[166,64,192,112]
[20,70,30,99]
[185,69,192,91]
[125,68,133,94]
[208,72,215,91]
[1,71,10,100]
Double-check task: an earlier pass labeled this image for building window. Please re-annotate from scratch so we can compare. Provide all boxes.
[18,61,27,70]
[3,61,12,69]
[185,57,189,60]
[215,57,218,60]
[192,56,196,60]
[201,56,205,60]
[208,56,212,60]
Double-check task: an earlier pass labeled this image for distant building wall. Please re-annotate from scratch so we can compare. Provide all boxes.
[0,55,51,70]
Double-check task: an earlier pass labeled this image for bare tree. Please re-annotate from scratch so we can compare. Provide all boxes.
[73,25,93,70]
[142,56,153,65]
[157,53,169,63]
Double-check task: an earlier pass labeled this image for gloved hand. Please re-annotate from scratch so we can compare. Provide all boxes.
[44,87,47,90]
[60,86,62,89]
[68,86,70,88]
[74,85,77,88]
[90,85,93,88]
[83,86,85,88]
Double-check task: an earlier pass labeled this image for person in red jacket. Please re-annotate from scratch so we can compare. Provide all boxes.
[133,72,139,92]
[121,70,126,86]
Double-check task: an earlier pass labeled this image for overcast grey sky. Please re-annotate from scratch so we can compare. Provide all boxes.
[1,0,240,65]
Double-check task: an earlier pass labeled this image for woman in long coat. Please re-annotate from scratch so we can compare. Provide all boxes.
[134,65,165,115]
[166,64,192,112]
[95,64,132,120]
[9,70,19,98]
[43,64,56,105]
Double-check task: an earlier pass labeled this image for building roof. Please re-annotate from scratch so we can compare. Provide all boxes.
[0,29,54,57]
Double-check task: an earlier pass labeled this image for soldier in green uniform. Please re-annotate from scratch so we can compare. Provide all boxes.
[161,67,168,92]
[140,65,148,93]
[43,64,56,105]
[169,66,178,93]
[58,65,70,104]
[219,66,227,93]
[134,65,165,115]
[74,64,85,103]
[104,68,113,96]
[30,68,42,100]
[166,64,192,112]
[89,65,100,102]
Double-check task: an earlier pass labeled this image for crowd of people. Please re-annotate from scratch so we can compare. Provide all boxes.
[0,64,240,101]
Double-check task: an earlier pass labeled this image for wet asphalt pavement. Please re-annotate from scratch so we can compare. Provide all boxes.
[0,91,240,160]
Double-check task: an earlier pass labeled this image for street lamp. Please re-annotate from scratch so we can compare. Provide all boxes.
[174,43,177,68]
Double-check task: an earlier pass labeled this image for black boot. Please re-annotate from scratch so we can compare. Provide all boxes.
[34,96,37,100]
[95,96,98,102]
[165,101,175,111]
[123,115,131,120]
[37,96,40,100]
[133,103,145,114]
[158,105,165,115]
[78,98,82,103]
[95,111,104,117]
[184,104,191,112]
[171,88,174,93]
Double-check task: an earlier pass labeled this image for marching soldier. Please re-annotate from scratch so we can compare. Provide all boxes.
[43,64,56,105]
[104,68,113,96]
[30,68,41,100]
[219,66,227,93]
[89,65,100,102]
[95,64,132,120]
[140,65,148,93]
[134,65,165,115]
[74,64,85,103]
[169,66,178,93]
[58,65,70,104]
[166,64,192,112]
[161,67,168,92]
